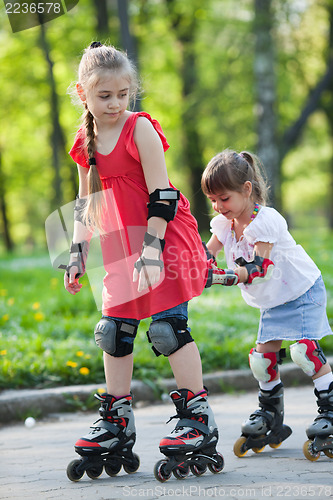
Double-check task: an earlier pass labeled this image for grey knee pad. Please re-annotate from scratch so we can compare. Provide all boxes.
[147,317,193,357]
[94,318,138,357]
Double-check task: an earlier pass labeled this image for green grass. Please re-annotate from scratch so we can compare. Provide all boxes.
[0,228,332,390]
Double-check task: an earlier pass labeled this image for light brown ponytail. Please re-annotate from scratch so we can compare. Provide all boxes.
[239,151,269,205]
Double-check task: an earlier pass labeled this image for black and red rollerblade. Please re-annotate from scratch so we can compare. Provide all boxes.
[66,393,140,481]
[154,388,224,482]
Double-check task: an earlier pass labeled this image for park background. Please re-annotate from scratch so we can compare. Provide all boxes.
[0,0,332,399]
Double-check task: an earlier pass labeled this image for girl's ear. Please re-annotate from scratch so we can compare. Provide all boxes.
[243,180,253,198]
[76,83,86,102]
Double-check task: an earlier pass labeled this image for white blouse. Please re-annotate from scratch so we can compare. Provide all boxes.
[210,206,320,310]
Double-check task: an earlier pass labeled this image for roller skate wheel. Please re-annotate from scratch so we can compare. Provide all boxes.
[323,449,333,458]
[173,464,190,479]
[208,452,225,474]
[233,437,248,458]
[252,435,266,453]
[154,459,172,483]
[253,446,265,453]
[303,439,320,461]
[190,463,207,476]
[123,453,140,474]
[86,464,103,479]
[105,459,122,477]
[269,442,282,449]
[66,459,84,482]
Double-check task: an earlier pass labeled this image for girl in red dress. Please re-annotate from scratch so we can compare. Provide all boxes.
[64,42,223,482]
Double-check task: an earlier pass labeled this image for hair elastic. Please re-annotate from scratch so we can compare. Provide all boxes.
[88,157,96,166]
[90,41,103,49]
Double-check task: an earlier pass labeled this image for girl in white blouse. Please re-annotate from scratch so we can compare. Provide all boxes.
[202,149,333,460]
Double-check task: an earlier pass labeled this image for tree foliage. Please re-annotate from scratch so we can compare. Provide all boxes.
[0,0,332,252]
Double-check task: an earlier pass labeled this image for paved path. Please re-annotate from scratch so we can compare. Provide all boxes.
[1,386,332,500]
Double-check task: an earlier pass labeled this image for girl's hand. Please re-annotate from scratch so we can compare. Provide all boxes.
[133,264,162,292]
[64,269,82,295]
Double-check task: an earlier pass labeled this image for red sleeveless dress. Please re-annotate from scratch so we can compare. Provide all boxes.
[69,112,207,320]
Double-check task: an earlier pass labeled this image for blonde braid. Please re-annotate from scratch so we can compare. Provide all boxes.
[83,104,105,231]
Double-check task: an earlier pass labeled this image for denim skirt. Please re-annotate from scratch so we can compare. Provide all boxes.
[257,276,332,343]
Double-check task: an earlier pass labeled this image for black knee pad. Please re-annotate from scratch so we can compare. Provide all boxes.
[94,318,138,357]
[147,317,194,357]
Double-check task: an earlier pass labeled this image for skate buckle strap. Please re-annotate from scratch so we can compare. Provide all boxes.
[316,411,333,422]
[317,397,333,415]
[166,405,197,423]
[99,405,126,419]
[176,418,209,435]
[92,419,121,435]
[251,409,274,427]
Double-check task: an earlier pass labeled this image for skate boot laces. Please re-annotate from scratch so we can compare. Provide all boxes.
[94,393,131,424]
[166,389,210,436]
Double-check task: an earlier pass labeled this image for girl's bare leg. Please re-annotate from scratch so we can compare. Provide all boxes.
[103,352,133,396]
[168,342,203,394]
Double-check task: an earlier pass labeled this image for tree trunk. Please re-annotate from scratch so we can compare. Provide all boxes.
[117,0,141,112]
[39,18,67,209]
[254,0,280,209]
[93,0,108,34]
[165,0,210,232]
[0,151,14,252]
[277,2,333,229]
[254,0,333,224]
[181,43,209,233]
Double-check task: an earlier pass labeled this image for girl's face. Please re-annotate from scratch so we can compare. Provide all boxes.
[77,72,130,127]
[206,182,253,220]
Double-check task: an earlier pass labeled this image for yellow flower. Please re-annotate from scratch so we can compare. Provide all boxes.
[32,302,40,310]
[66,361,78,368]
[2,314,9,322]
[34,312,45,321]
[7,298,14,306]
[0,289,7,297]
[76,351,84,357]
[97,387,106,394]
[0,350,7,356]
[79,367,90,375]
[85,354,91,359]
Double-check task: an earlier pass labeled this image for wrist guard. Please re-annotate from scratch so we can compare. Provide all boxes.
[58,241,89,279]
[202,241,217,265]
[147,188,180,222]
[134,232,165,273]
[205,259,239,287]
[235,253,274,285]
